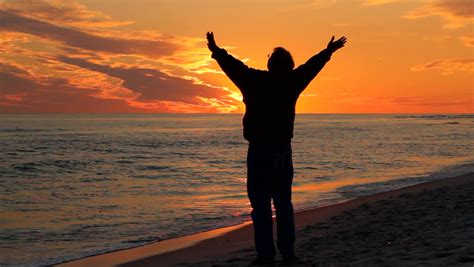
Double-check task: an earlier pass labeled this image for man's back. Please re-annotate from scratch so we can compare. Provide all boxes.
[211,47,332,144]
[241,70,300,144]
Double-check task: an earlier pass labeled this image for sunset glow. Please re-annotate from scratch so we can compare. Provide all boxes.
[1,0,472,113]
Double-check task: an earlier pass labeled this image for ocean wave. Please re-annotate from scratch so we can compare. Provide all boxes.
[127,155,152,160]
[336,161,474,198]
[15,149,36,153]
[116,160,135,164]
[92,148,123,153]
[47,159,94,169]
[80,177,118,183]
[312,175,335,181]
[225,141,244,145]
[0,128,69,133]
[206,160,227,164]
[209,193,247,200]
[300,166,320,170]
[121,236,160,244]
[395,114,474,120]
[12,162,41,172]
[138,165,173,171]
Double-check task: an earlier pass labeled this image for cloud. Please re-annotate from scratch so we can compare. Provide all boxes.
[361,0,397,6]
[435,0,473,18]
[57,56,234,105]
[0,9,179,58]
[0,85,150,113]
[0,61,236,113]
[1,0,133,28]
[0,63,37,94]
[404,0,474,28]
[410,58,474,74]
[459,36,474,48]
[0,62,147,113]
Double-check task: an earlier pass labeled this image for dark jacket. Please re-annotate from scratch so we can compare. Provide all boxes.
[212,48,332,144]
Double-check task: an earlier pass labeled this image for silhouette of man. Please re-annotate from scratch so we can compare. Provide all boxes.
[207,32,346,265]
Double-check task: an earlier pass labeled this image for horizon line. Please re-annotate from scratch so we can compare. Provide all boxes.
[0,112,473,115]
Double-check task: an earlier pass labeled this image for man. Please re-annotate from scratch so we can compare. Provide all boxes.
[207,32,346,265]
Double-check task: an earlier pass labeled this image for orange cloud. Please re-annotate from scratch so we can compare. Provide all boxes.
[0,10,179,58]
[459,36,474,48]
[404,0,474,28]
[58,56,236,105]
[0,63,37,95]
[1,0,133,28]
[0,61,236,113]
[0,62,145,113]
[361,0,397,6]
[410,58,474,75]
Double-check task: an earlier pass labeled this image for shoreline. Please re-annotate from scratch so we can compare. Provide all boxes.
[58,172,474,266]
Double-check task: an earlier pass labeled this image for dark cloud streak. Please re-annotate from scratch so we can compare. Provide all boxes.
[0,9,178,57]
[0,62,150,113]
[57,56,229,104]
[435,0,474,18]
[0,63,37,94]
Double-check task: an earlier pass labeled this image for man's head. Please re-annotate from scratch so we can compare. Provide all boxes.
[267,47,294,73]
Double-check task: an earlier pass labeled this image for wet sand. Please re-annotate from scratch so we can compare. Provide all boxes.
[58,173,474,267]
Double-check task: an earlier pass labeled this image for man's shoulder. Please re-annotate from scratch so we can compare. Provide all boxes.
[248,68,268,75]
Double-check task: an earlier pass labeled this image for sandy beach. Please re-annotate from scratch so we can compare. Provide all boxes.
[58,172,474,266]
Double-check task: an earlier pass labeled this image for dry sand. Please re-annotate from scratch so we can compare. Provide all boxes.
[58,173,474,267]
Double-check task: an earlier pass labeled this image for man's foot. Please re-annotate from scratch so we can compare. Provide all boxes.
[281,255,301,265]
[251,256,275,265]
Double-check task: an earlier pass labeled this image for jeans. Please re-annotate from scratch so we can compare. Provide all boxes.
[246,142,295,258]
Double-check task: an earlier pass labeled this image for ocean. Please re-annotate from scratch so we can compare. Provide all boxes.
[1,114,473,266]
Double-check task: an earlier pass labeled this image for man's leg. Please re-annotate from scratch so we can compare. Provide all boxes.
[271,145,295,258]
[247,144,276,259]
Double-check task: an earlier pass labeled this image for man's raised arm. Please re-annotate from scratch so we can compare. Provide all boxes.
[294,36,347,94]
[207,32,251,91]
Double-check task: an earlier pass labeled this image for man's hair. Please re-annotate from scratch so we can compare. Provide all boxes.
[267,47,295,72]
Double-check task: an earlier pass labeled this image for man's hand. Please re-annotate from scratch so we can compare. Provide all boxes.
[207,31,219,53]
[327,36,347,53]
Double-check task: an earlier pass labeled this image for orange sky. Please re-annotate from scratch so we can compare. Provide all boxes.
[0,0,472,113]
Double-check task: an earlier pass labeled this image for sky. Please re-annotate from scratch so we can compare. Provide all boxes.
[0,0,472,113]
